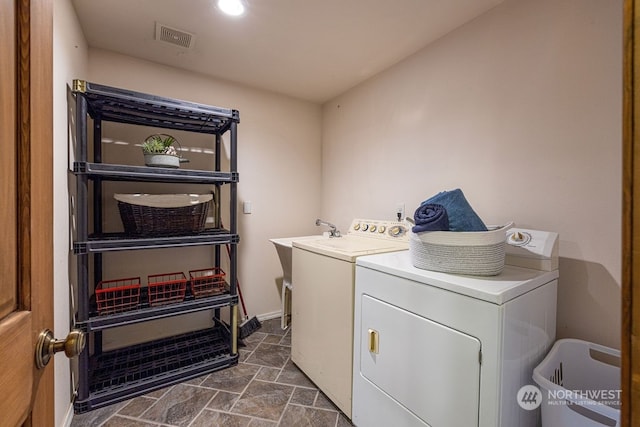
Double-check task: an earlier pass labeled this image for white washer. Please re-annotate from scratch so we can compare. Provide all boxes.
[352,228,559,427]
[292,219,410,418]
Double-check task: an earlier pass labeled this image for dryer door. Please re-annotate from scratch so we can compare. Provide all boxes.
[359,295,482,427]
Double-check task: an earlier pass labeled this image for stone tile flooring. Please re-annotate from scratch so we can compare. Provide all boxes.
[70,319,353,427]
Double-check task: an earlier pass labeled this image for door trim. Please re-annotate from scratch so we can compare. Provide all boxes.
[18,0,55,425]
[623,0,637,425]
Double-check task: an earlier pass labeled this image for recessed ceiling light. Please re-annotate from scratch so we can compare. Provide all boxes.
[218,0,245,16]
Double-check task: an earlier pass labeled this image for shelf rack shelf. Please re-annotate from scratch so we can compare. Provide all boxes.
[73,162,239,184]
[75,327,232,413]
[73,80,239,134]
[81,289,238,331]
[73,229,239,254]
[71,80,240,413]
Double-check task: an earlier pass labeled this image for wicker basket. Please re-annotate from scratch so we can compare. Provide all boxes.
[409,223,513,276]
[115,194,212,236]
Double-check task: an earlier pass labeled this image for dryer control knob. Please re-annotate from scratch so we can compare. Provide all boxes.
[511,232,524,242]
[370,225,377,232]
[378,226,386,233]
[362,224,369,231]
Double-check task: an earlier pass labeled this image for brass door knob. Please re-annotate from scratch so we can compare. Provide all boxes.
[35,329,86,369]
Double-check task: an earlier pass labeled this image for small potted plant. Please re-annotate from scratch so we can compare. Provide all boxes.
[141,134,186,168]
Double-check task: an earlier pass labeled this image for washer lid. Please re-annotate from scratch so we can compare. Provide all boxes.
[356,250,559,304]
[294,236,408,262]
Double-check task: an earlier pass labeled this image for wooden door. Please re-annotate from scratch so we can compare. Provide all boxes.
[621,0,640,425]
[624,0,638,426]
[0,0,54,426]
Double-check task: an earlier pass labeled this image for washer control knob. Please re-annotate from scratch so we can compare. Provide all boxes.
[389,225,405,237]
[353,223,360,231]
[378,226,386,233]
[511,232,524,242]
[370,225,377,232]
[362,224,369,231]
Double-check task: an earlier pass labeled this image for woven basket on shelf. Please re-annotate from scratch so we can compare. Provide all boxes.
[409,223,513,276]
[115,193,212,236]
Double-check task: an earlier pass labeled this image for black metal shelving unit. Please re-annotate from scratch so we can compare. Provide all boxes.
[71,80,240,413]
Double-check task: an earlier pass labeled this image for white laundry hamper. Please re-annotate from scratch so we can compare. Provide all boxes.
[533,338,620,427]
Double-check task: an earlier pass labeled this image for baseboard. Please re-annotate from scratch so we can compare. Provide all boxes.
[257,310,282,321]
[60,402,74,427]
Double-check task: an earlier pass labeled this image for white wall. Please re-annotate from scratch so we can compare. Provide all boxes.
[53,0,88,425]
[322,0,622,349]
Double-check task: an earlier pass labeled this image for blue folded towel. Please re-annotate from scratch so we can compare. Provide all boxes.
[412,204,449,233]
[418,189,487,232]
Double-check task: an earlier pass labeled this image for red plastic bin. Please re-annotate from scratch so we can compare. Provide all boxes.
[95,277,141,315]
[189,267,227,298]
[147,272,187,306]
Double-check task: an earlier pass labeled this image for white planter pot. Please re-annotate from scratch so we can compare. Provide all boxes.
[144,153,180,168]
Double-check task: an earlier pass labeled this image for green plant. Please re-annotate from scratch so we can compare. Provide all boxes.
[142,134,178,156]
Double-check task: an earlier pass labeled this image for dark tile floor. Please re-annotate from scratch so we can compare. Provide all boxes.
[70,319,353,427]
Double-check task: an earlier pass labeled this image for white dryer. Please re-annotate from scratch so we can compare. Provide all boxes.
[352,228,559,427]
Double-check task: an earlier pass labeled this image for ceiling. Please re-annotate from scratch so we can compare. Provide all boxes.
[71,0,504,103]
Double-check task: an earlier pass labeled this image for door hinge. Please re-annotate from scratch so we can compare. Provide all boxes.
[73,79,86,93]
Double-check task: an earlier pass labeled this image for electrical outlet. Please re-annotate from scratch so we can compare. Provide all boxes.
[395,203,405,221]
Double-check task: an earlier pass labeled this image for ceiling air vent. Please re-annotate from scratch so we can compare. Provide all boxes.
[155,22,195,49]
